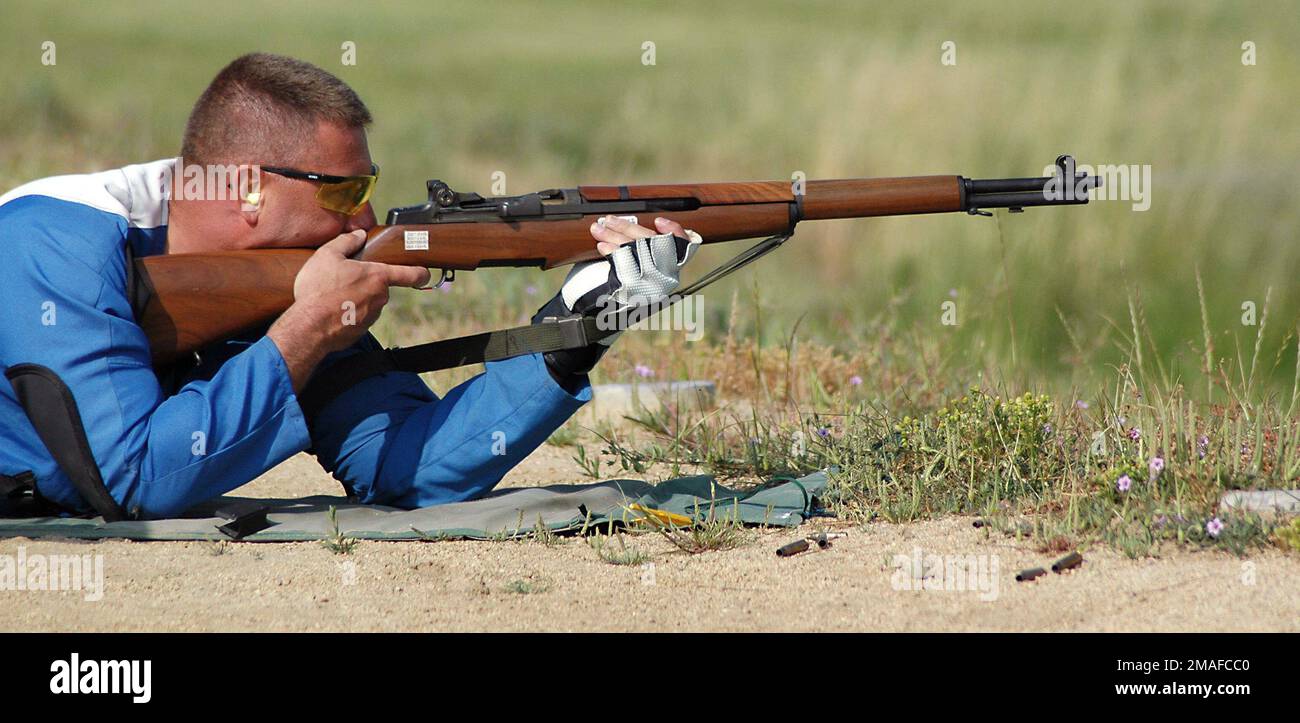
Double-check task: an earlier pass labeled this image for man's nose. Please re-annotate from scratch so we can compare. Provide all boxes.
[345,202,377,231]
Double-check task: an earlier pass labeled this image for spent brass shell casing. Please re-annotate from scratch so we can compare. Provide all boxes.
[776,539,810,557]
[1052,551,1084,573]
[1016,567,1047,582]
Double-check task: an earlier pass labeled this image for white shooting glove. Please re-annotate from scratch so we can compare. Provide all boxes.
[557,229,702,345]
[531,228,703,382]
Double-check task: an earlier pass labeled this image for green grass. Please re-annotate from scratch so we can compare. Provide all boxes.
[527,515,566,547]
[582,294,1298,555]
[1277,518,1300,552]
[630,496,752,554]
[4,0,1298,395]
[648,515,750,555]
[588,533,652,565]
[320,506,359,555]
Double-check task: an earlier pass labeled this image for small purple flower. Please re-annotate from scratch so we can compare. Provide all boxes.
[1042,423,1053,436]
[1197,435,1209,459]
[848,375,863,387]
[634,364,654,378]
[816,427,831,439]
[1116,474,1132,493]
[1206,517,1224,538]
[1148,456,1165,478]
[1154,514,1168,529]
[1127,427,1141,441]
[1075,400,1089,409]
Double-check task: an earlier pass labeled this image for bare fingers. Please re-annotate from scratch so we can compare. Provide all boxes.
[363,261,433,289]
[590,215,689,256]
[590,214,657,256]
[653,217,686,238]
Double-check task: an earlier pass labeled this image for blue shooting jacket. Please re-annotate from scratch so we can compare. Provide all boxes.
[0,160,590,518]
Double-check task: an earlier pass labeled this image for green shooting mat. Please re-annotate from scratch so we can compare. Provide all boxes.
[0,470,829,542]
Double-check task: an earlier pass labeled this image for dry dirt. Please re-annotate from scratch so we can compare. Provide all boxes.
[2,444,1297,632]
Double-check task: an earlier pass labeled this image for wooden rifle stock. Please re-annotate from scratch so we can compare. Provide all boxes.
[137,157,1096,365]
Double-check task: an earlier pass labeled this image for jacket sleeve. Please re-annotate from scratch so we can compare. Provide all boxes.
[0,197,312,518]
[306,338,592,508]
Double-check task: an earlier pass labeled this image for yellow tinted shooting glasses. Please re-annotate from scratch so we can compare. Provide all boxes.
[260,163,379,215]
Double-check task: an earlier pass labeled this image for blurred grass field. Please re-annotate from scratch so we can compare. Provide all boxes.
[3,0,1299,554]
[4,0,1298,395]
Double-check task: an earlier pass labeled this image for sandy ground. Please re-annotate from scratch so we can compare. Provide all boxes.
[2,444,1297,632]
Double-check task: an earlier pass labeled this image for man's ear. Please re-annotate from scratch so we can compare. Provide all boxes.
[238,164,262,224]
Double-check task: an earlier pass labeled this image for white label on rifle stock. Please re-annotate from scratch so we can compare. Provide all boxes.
[596,215,638,227]
[404,230,429,251]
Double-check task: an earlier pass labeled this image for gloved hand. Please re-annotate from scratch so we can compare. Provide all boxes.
[532,215,702,385]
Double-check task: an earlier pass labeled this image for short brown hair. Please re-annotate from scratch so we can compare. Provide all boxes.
[181,53,372,166]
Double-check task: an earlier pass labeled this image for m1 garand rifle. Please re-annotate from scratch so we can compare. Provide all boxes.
[135,155,1099,375]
